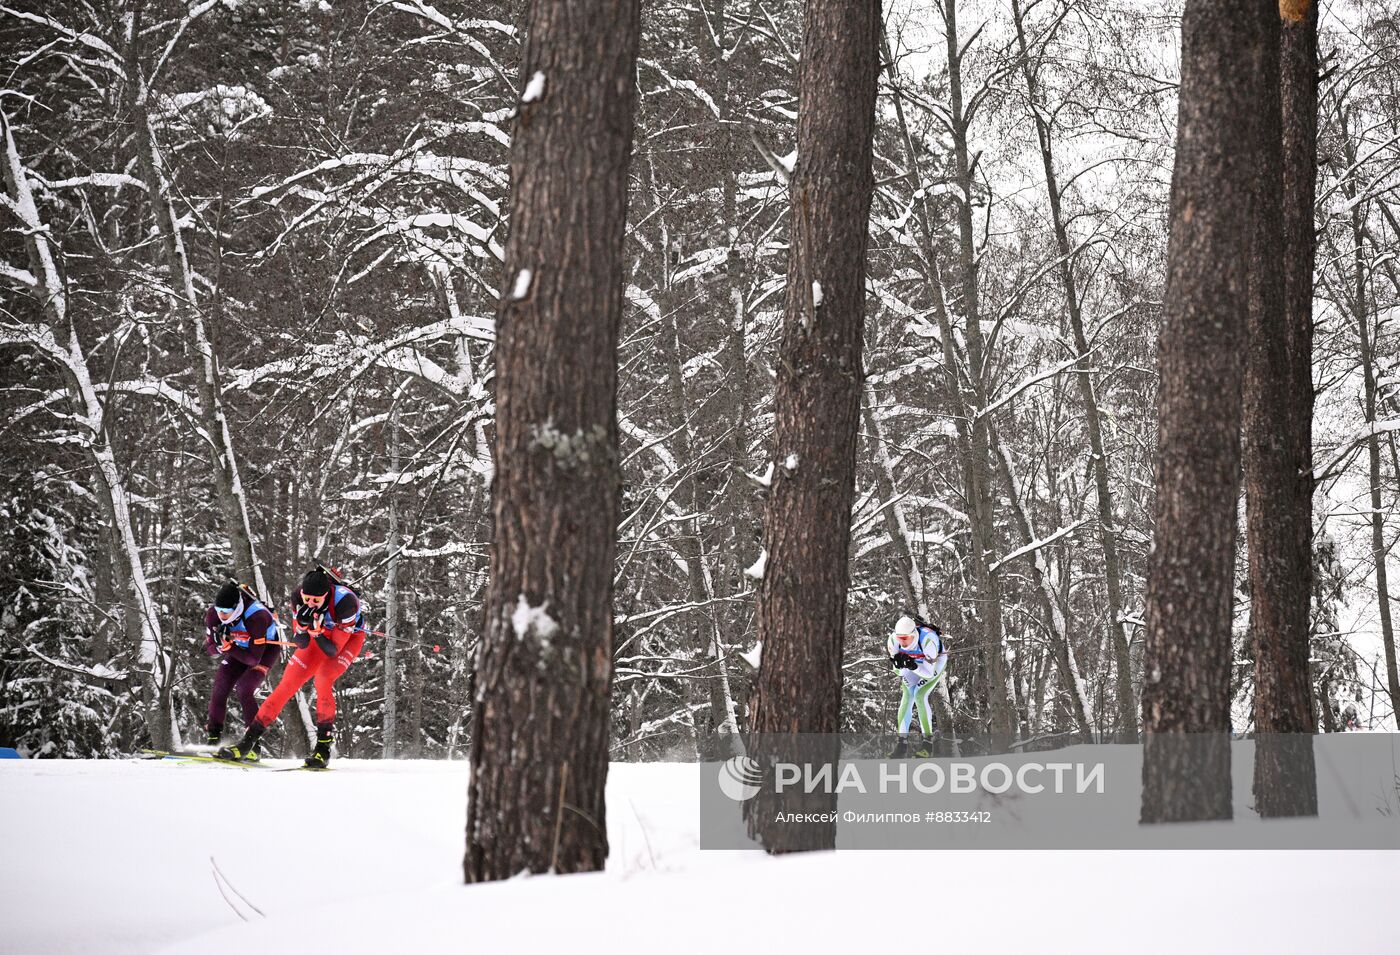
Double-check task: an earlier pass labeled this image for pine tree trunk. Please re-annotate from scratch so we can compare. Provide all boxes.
[1140,0,1271,824]
[464,0,641,882]
[1250,0,1318,818]
[743,0,880,854]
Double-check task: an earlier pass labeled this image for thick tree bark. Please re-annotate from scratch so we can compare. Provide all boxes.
[743,0,880,854]
[1009,0,1137,739]
[1249,0,1318,818]
[464,0,640,882]
[1140,0,1272,824]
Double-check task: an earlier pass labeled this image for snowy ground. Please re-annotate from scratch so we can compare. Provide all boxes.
[2,757,1397,954]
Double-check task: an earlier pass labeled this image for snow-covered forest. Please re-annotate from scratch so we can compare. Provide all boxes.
[1,0,1397,765]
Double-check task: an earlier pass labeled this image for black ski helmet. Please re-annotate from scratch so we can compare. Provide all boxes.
[214,581,242,612]
[300,568,332,598]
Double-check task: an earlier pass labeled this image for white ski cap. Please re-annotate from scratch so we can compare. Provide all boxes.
[894,616,917,637]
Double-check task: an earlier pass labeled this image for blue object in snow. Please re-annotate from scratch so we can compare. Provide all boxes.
[0,747,22,759]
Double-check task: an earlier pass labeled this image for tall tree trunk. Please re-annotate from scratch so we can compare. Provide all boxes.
[743,0,880,854]
[1249,0,1318,817]
[1009,0,1137,738]
[464,0,641,882]
[1140,0,1271,824]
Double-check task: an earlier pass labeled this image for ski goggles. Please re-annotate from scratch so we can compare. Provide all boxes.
[215,597,243,623]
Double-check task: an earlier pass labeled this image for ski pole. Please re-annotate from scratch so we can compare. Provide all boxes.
[353,626,443,653]
[218,639,299,652]
[305,564,441,653]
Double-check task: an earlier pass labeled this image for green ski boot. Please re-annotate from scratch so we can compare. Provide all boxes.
[216,723,265,762]
[303,727,333,770]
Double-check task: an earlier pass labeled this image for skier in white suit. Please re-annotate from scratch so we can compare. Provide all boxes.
[887,615,947,757]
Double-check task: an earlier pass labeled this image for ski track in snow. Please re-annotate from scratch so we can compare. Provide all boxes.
[0,759,1397,954]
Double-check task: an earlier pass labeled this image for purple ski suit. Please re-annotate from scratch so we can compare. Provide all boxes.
[204,604,281,730]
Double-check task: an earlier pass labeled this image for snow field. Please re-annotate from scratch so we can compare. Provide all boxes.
[0,758,1396,954]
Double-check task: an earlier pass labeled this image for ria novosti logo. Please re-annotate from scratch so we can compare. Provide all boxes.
[716,754,764,801]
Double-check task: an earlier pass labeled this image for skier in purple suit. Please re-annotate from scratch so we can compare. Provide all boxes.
[204,581,281,757]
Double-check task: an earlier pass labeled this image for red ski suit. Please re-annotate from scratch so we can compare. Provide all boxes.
[256,588,365,727]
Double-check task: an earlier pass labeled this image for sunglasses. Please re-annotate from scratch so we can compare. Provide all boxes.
[301,592,327,608]
[215,606,240,623]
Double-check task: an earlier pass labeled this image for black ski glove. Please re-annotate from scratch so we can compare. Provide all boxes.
[315,634,338,658]
[291,630,310,650]
[891,652,916,671]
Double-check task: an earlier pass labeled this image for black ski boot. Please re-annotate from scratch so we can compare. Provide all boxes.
[216,722,265,762]
[304,726,333,770]
[912,734,936,758]
[888,737,910,759]
[205,723,223,747]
